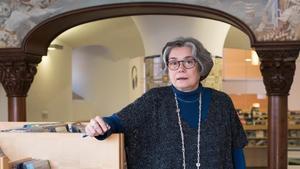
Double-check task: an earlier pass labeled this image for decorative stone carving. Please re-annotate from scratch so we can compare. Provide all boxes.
[257,48,299,96]
[0,61,37,97]
[0,1,300,48]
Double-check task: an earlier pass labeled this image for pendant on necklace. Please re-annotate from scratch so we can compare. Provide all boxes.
[196,162,201,167]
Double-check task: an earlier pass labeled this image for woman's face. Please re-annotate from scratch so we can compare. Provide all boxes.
[168,46,201,92]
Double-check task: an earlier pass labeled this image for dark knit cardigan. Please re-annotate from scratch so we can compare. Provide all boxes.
[114,86,247,169]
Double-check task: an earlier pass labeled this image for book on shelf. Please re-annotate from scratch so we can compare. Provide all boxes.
[0,122,87,134]
[0,122,69,133]
[22,159,51,169]
[10,159,51,169]
[10,158,32,169]
[0,147,4,157]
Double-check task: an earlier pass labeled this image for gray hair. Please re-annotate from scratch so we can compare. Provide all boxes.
[162,37,214,81]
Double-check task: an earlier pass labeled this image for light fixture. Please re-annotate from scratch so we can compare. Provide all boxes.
[252,103,260,108]
[244,58,252,62]
[251,50,259,65]
[48,44,63,50]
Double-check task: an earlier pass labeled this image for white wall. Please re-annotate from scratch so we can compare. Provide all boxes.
[0,85,8,121]
[289,57,300,111]
[71,48,131,120]
[222,79,266,95]
[27,39,72,121]
[224,26,251,50]
[132,16,230,57]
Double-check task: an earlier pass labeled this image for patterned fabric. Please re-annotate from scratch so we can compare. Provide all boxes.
[113,86,248,169]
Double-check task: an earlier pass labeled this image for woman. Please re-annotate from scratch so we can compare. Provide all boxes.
[85,37,248,169]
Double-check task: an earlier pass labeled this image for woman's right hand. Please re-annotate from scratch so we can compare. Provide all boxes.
[85,116,111,137]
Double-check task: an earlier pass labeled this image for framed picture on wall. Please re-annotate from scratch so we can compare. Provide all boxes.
[131,65,138,90]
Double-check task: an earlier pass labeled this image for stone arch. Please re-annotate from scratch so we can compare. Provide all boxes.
[22,2,256,56]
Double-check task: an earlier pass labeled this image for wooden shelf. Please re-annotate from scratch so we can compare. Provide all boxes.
[247,137,300,140]
[246,146,300,149]
[246,145,267,148]
[243,125,267,130]
[243,125,300,130]
[248,137,267,139]
[244,124,300,149]
[289,125,300,130]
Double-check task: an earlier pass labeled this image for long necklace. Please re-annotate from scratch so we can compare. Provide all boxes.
[174,92,202,169]
[176,97,199,103]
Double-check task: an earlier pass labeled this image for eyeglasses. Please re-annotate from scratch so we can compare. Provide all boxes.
[167,58,197,70]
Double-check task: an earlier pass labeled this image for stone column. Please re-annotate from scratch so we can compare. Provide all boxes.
[0,55,40,121]
[256,48,299,169]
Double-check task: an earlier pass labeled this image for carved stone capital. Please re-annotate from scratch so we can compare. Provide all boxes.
[0,61,38,97]
[257,49,299,96]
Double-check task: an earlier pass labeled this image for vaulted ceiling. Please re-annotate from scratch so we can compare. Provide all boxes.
[56,15,250,60]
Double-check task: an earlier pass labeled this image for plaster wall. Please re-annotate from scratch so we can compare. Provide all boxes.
[71,48,131,120]
[27,39,72,121]
[289,57,300,111]
[0,86,7,121]
[132,16,230,57]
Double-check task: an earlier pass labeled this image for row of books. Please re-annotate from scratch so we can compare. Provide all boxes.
[1,147,51,169]
[238,109,300,126]
[0,122,86,133]
[10,158,51,169]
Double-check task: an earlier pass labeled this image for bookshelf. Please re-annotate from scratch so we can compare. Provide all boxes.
[244,124,300,148]
[243,118,300,168]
